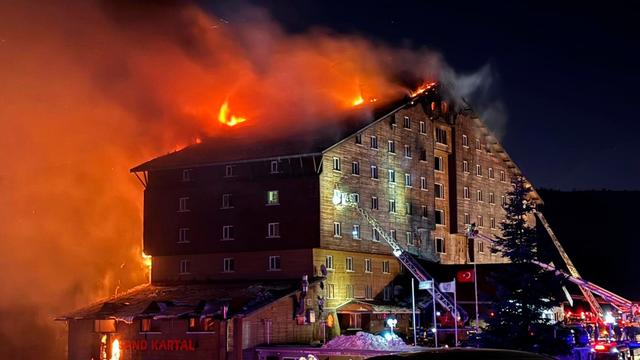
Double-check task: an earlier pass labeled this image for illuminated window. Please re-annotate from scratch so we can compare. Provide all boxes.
[188,317,215,333]
[434,183,444,199]
[419,121,426,134]
[270,161,279,174]
[435,128,448,145]
[403,116,411,129]
[266,190,279,205]
[388,199,396,213]
[267,222,280,238]
[420,177,427,190]
[355,133,362,145]
[223,258,235,272]
[476,164,482,177]
[333,222,342,237]
[383,286,392,301]
[462,134,469,147]
[406,231,414,246]
[178,197,190,212]
[435,237,445,254]
[477,215,484,227]
[405,173,412,187]
[435,209,445,225]
[178,228,189,243]
[371,196,379,210]
[325,255,334,270]
[371,165,379,179]
[221,193,233,208]
[94,319,117,333]
[332,157,341,171]
[434,156,444,171]
[477,190,483,202]
[488,167,494,179]
[364,259,372,273]
[346,257,354,272]
[388,140,396,154]
[222,225,234,240]
[182,169,192,182]
[464,213,471,225]
[382,260,390,274]
[388,169,396,184]
[489,192,495,204]
[352,161,360,175]
[225,165,234,177]
[404,145,412,158]
[463,187,470,199]
[405,201,413,215]
[463,161,469,173]
[179,259,191,274]
[372,229,380,242]
[352,224,361,240]
[140,318,161,333]
[370,135,378,149]
[268,256,281,271]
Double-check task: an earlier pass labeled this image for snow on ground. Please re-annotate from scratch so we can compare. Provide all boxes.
[323,331,411,350]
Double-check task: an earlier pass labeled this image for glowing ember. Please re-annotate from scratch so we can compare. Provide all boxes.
[352,96,364,106]
[218,100,247,127]
[409,82,437,97]
[110,339,121,360]
[142,252,151,269]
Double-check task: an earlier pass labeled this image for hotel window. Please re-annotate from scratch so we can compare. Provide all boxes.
[476,139,481,150]
[270,161,279,174]
[463,161,470,173]
[223,258,235,272]
[406,231,414,246]
[325,255,334,270]
[94,319,117,333]
[434,156,444,171]
[404,145,412,158]
[326,284,335,299]
[267,222,280,238]
[352,193,360,204]
[268,256,281,271]
[435,238,445,254]
[489,192,495,204]
[435,128,448,145]
[463,186,470,199]
[333,222,342,237]
[383,286,392,301]
[476,164,482,177]
[372,228,380,242]
[477,190,483,202]
[352,161,360,175]
[178,197,190,212]
[405,201,413,215]
[488,167,494,179]
[182,169,192,182]
[221,193,233,208]
[390,229,397,241]
[420,149,427,161]
[382,261,390,274]
[388,199,396,213]
[371,165,379,179]
[491,217,497,229]
[501,195,507,206]
[478,240,485,253]
[421,205,428,218]
[355,133,362,145]
[140,318,160,333]
[500,170,507,182]
[388,140,396,154]
[403,116,411,129]
[222,225,234,240]
[188,317,215,333]
[477,215,484,227]
[388,169,396,184]
[371,196,379,210]
[405,173,412,187]
[179,259,191,274]
[364,258,372,273]
[464,213,471,225]
[462,134,469,148]
[346,284,354,299]
[266,190,279,205]
[419,121,426,134]
[332,157,341,171]
[178,228,189,243]
[434,183,444,199]
[435,209,445,225]
[365,285,373,300]
[352,224,361,240]
[225,165,234,177]
[420,176,427,190]
[370,135,378,149]
[346,257,354,272]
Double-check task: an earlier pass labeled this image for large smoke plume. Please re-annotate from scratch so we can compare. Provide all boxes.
[0,1,500,358]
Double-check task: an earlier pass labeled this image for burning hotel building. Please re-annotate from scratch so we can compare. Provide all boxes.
[58,84,537,360]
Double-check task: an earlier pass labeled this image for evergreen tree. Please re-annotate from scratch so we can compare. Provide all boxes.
[482,176,566,354]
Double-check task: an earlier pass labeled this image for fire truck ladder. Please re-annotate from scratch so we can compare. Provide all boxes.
[337,191,468,321]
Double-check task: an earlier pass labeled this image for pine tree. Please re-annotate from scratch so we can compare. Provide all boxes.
[482,176,566,354]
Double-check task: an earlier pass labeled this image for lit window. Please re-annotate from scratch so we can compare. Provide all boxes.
[463,187,470,199]
[405,201,413,215]
[188,317,215,333]
[371,165,379,179]
[462,134,469,147]
[364,259,372,273]
[434,156,444,171]
[382,261,390,274]
[268,256,281,271]
[403,116,411,129]
[477,190,483,202]
[333,222,342,237]
[325,255,334,270]
[178,228,189,243]
[404,145,412,158]
[477,215,484,227]
[405,173,412,187]
[388,140,396,154]
[332,157,341,171]
[421,205,428,218]
[225,165,234,177]
[388,199,396,213]
[476,164,482,177]
[435,128,448,145]
[489,192,495,204]
[179,259,191,274]
[270,161,279,174]
[223,258,235,272]
[435,209,445,225]
[221,193,233,208]
[388,169,396,184]
[372,228,380,242]
[406,231,414,246]
[488,167,494,179]
[352,224,361,239]
[355,133,362,145]
[94,320,117,333]
[370,135,378,149]
[420,177,427,190]
[434,183,444,199]
[346,257,354,272]
[222,225,234,240]
[178,197,190,212]
[464,213,471,225]
[371,196,379,210]
[463,161,469,173]
[435,238,445,254]
[419,121,426,134]
[266,190,279,205]
[140,318,160,333]
[352,161,360,175]
[182,169,192,182]
[267,222,280,238]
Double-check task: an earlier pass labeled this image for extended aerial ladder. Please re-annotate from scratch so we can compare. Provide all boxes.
[333,190,468,321]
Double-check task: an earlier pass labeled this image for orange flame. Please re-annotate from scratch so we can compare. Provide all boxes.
[110,339,121,360]
[410,82,437,97]
[218,100,247,127]
[352,96,364,106]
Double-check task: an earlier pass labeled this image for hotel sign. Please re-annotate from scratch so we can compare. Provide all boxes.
[119,339,196,352]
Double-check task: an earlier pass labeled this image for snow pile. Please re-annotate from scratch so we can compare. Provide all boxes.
[323,331,411,350]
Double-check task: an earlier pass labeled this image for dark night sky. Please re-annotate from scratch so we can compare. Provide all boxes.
[206,0,640,191]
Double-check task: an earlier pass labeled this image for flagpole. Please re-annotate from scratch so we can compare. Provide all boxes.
[474,262,479,334]
[453,278,458,346]
[432,281,438,348]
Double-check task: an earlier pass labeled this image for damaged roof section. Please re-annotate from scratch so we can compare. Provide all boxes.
[57,279,313,323]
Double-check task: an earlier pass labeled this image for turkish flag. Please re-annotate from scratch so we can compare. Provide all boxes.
[457,269,475,283]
